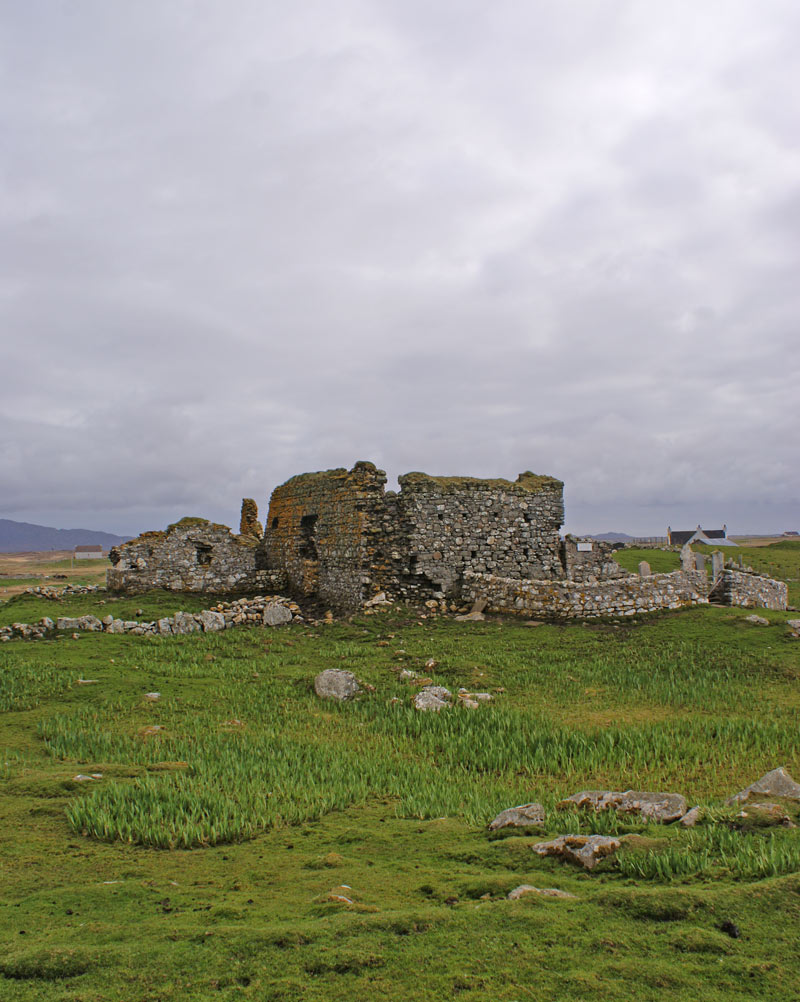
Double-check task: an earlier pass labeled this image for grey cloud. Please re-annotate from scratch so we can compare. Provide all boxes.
[1,0,798,537]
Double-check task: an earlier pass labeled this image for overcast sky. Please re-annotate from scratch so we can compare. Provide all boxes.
[2,0,798,536]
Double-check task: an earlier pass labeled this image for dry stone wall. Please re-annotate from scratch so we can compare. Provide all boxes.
[463,568,710,619]
[0,594,300,642]
[710,569,788,610]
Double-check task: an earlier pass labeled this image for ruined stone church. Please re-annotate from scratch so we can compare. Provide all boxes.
[107,461,787,616]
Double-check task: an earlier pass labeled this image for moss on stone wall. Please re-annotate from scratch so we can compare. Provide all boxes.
[398,471,563,493]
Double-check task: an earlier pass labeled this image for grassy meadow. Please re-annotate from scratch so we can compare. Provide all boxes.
[1,583,800,1000]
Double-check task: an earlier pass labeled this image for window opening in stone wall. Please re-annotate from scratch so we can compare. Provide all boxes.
[195,544,213,566]
[471,550,477,560]
[409,555,418,573]
[299,514,319,560]
[271,517,280,530]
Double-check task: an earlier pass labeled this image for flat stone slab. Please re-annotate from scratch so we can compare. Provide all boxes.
[531,834,622,870]
[728,767,800,804]
[744,614,770,626]
[489,803,546,830]
[558,790,687,823]
[314,669,360,701]
[508,885,576,900]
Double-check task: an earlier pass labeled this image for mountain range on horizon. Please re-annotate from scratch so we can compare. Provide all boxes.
[0,519,132,553]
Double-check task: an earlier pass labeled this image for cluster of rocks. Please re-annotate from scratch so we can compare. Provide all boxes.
[0,595,300,642]
[411,685,494,712]
[487,768,800,870]
[311,669,495,712]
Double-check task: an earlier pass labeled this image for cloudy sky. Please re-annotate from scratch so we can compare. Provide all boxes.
[2,0,798,536]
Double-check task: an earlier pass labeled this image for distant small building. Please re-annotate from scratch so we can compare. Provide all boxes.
[784,530,799,537]
[74,544,105,560]
[667,525,738,547]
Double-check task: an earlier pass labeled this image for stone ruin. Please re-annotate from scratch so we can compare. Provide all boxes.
[107,462,788,617]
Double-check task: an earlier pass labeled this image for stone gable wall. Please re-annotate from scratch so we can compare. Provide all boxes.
[710,569,788,610]
[463,568,710,620]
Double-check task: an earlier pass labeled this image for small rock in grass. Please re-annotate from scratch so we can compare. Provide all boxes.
[413,686,452,712]
[728,767,800,804]
[679,806,703,827]
[144,692,161,701]
[744,614,769,626]
[489,803,546,831]
[314,669,360,701]
[531,834,622,870]
[507,885,576,900]
[75,679,98,685]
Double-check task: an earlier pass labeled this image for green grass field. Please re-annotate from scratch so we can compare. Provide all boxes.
[2,593,800,1000]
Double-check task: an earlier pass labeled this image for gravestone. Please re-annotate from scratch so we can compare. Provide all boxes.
[711,551,724,578]
[680,544,694,571]
[638,561,651,577]
[694,552,706,572]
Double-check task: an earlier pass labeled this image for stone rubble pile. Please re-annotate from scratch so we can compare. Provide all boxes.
[0,595,300,641]
[23,583,103,599]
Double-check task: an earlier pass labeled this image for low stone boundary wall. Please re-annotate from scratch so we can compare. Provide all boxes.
[463,569,710,620]
[0,595,301,642]
[710,570,788,610]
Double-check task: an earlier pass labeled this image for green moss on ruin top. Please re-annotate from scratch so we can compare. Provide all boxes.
[398,471,563,493]
[167,517,211,532]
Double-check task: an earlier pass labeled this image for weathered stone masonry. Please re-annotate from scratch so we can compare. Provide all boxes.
[107,461,787,617]
[258,464,565,611]
[107,517,285,596]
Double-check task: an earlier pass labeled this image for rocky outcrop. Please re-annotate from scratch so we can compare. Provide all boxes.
[558,790,687,823]
[727,767,800,805]
[488,803,546,830]
[531,834,622,870]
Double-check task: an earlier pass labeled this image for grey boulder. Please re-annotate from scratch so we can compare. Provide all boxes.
[263,602,293,627]
[314,669,361,701]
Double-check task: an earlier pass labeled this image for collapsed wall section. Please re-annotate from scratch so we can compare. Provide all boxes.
[107,518,277,595]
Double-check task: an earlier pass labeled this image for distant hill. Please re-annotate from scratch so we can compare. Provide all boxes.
[589,532,636,542]
[0,519,131,553]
